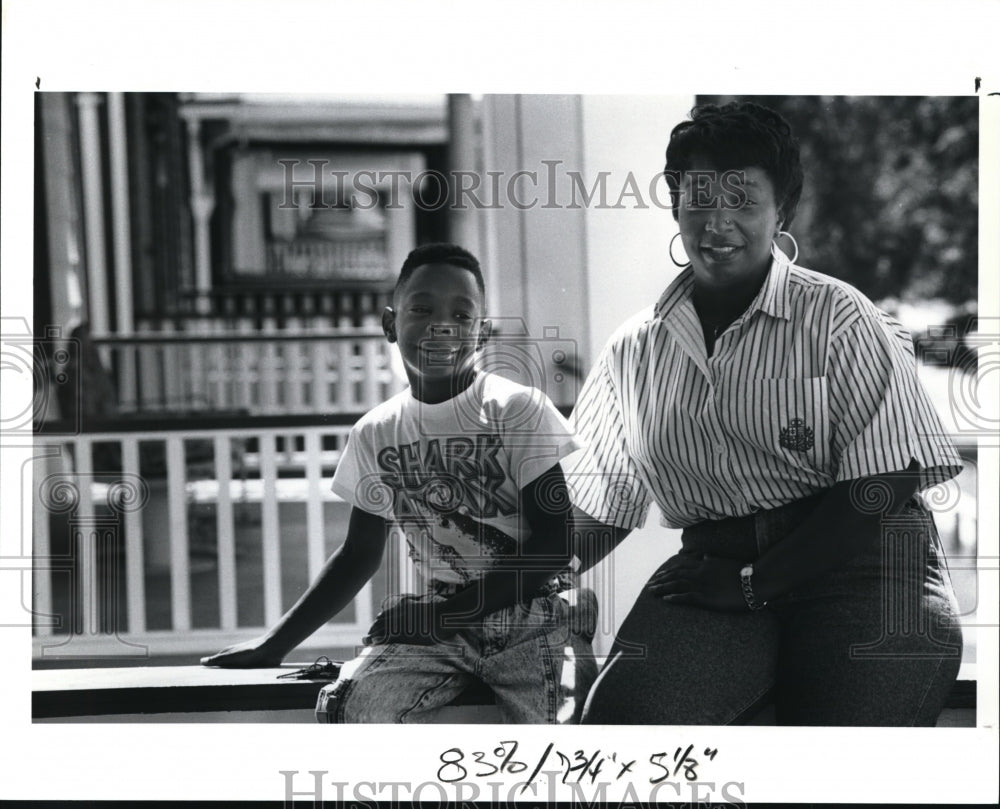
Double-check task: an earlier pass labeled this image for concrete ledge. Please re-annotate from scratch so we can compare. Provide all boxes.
[32,665,326,719]
[32,664,976,726]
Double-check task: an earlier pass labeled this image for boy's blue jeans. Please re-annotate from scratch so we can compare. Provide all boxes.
[581,495,963,726]
[316,588,598,723]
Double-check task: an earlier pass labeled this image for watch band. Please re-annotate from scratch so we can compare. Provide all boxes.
[739,563,766,611]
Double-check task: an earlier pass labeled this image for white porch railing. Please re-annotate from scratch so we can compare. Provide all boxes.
[96,325,405,417]
[31,419,405,660]
[266,237,389,281]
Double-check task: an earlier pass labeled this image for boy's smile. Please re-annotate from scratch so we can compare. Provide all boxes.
[382,261,490,403]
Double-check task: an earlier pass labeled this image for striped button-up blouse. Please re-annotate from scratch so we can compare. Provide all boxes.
[567,254,963,529]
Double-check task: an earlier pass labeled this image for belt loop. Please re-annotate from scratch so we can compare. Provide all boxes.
[752,509,767,557]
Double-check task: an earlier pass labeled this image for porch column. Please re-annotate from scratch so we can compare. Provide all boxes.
[108,93,137,406]
[184,116,215,314]
[39,93,86,334]
[76,93,110,355]
[447,94,479,250]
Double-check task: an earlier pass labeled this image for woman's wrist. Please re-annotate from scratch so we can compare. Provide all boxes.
[738,563,768,610]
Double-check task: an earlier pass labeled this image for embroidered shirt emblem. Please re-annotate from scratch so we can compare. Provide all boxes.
[779,418,814,452]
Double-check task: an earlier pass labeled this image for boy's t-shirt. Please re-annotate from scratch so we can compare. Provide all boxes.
[332,372,581,590]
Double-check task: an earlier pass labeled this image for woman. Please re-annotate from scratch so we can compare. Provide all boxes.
[570,101,963,726]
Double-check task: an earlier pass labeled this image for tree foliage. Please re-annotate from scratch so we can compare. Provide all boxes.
[701,96,979,305]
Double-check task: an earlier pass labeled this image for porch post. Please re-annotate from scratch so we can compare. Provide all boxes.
[108,93,137,406]
[76,93,110,359]
[447,94,479,250]
[184,115,215,315]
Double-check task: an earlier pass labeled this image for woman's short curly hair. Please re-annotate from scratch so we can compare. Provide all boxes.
[664,101,804,228]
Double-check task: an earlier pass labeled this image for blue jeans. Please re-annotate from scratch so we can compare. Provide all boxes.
[316,588,599,723]
[581,495,963,726]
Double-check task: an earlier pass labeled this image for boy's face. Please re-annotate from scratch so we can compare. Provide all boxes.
[383,262,488,397]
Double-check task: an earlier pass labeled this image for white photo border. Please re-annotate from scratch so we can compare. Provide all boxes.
[2,0,998,804]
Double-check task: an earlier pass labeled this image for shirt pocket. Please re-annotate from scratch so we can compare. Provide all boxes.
[729,376,830,473]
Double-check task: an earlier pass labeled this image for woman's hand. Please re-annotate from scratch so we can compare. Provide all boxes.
[363,599,446,647]
[646,553,748,612]
[200,636,286,668]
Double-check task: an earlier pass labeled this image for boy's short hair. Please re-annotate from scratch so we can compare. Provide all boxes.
[396,243,486,300]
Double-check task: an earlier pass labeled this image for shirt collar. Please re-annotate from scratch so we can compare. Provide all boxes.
[752,247,793,322]
[653,248,794,323]
[653,266,695,320]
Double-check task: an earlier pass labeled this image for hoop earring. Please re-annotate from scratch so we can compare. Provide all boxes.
[669,233,690,267]
[771,230,799,264]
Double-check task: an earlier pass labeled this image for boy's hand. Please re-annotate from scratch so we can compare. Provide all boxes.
[364,599,448,647]
[200,636,286,668]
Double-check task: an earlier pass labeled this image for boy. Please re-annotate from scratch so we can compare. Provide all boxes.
[202,243,597,724]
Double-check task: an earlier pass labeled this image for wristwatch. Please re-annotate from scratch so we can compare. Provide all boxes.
[739,563,767,611]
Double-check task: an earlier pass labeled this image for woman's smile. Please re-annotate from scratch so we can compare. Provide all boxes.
[699,242,744,262]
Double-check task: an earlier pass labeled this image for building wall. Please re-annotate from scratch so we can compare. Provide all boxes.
[480,95,696,654]
[578,95,695,654]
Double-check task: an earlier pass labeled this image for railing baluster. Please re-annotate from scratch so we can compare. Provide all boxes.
[337,316,354,410]
[304,431,325,583]
[319,292,334,322]
[259,433,282,626]
[206,318,229,410]
[117,341,138,415]
[237,319,254,410]
[311,316,330,412]
[219,318,236,410]
[74,438,98,635]
[138,321,160,412]
[188,320,207,409]
[166,436,191,632]
[260,317,279,414]
[214,435,238,631]
[361,315,380,408]
[121,437,146,634]
[32,449,56,637]
[161,320,181,410]
[286,316,304,413]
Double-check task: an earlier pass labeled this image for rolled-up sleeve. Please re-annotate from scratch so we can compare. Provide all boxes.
[331,425,395,518]
[828,312,962,489]
[566,348,652,529]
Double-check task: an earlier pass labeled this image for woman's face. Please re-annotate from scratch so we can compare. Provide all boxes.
[677,162,783,289]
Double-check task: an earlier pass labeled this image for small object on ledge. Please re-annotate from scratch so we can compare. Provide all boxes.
[276,656,342,681]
